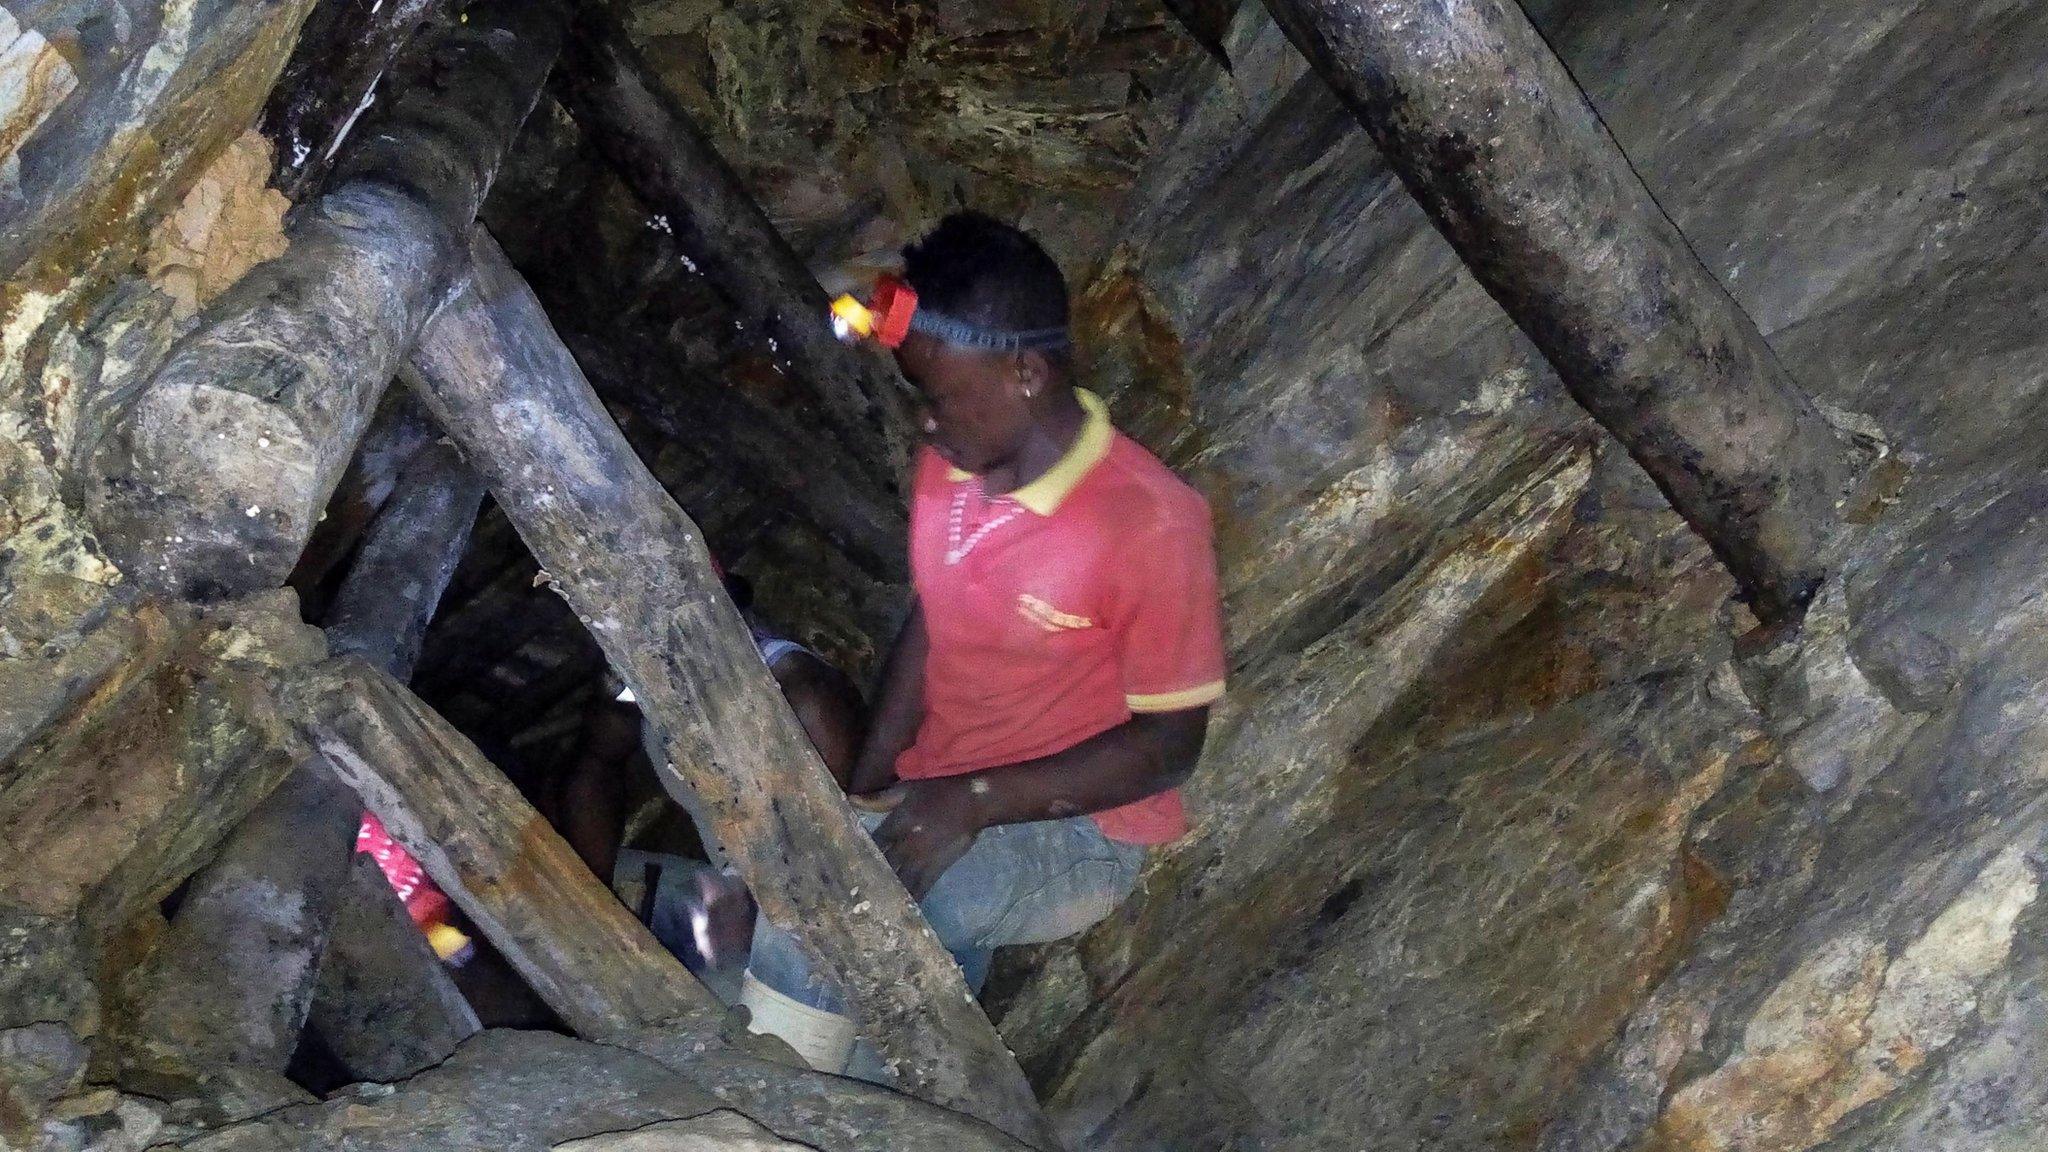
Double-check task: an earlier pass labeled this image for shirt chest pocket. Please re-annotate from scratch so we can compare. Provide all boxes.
[932,543,1109,657]
[993,588,1113,664]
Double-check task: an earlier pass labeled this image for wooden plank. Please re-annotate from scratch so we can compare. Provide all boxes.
[325,437,489,680]
[288,659,726,1044]
[117,438,486,1080]
[402,227,1057,1147]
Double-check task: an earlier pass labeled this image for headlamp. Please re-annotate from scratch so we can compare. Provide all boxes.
[827,274,1071,353]
[829,276,918,349]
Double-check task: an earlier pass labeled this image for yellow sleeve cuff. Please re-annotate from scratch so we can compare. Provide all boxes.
[1126,680,1226,713]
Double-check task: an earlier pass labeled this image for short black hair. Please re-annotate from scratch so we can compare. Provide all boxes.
[901,212,1069,339]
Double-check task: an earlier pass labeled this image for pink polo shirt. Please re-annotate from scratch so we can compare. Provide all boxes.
[896,390,1226,844]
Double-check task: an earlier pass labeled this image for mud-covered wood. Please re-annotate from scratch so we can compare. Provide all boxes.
[403,229,1057,1147]
[288,659,725,1043]
[116,437,486,1079]
[1261,0,1862,625]
[324,434,488,678]
[86,0,568,603]
[285,390,440,614]
[305,853,483,1083]
[111,765,359,1082]
[556,6,914,490]
[260,0,448,201]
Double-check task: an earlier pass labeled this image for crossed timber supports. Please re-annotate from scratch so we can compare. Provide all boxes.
[402,229,1057,1146]
[77,0,1056,1142]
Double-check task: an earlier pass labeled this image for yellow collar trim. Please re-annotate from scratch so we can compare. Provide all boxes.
[947,389,1115,516]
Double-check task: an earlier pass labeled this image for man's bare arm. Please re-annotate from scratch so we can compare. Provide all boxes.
[872,707,1208,897]
[847,601,928,795]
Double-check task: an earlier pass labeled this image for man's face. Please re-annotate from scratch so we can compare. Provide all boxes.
[894,333,1031,475]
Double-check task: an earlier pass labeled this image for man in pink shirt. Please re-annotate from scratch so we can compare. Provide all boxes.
[740,212,1226,1074]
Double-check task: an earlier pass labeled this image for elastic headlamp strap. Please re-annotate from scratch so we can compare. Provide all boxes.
[908,309,1071,353]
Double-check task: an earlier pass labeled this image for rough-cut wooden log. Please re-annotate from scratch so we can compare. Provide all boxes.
[260,0,448,201]
[403,229,1056,1148]
[113,764,359,1080]
[305,853,483,1082]
[285,389,439,613]
[555,7,914,491]
[86,0,567,604]
[1261,0,1862,626]
[324,434,488,677]
[288,659,726,1043]
[117,438,487,1081]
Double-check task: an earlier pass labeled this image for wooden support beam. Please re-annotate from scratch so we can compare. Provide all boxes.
[285,389,440,615]
[1260,0,1864,626]
[86,0,568,604]
[116,438,486,1083]
[402,228,1057,1147]
[112,763,359,1080]
[260,0,448,201]
[324,436,489,680]
[305,853,483,1083]
[287,659,725,1043]
[555,6,915,492]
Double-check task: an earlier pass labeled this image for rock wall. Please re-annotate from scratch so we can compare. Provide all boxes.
[6,1,2048,1150]
[616,0,1203,281]
[992,2,2048,1151]
[3,0,314,714]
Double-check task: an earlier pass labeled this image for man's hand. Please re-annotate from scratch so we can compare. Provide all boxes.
[868,776,986,899]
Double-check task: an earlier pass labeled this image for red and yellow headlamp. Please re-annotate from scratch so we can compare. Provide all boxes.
[831,274,1072,353]
[830,275,917,349]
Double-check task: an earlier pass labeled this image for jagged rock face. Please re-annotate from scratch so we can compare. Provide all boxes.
[985,2,2048,1151]
[163,1030,1027,1151]
[617,0,1203,279]
[6,1,2048,1151]
[168,1031,730,1151]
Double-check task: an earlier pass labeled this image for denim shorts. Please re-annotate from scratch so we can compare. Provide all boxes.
[747,809,1147,1016]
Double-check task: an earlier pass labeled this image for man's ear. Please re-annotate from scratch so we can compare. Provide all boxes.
[1015,349,1052,399]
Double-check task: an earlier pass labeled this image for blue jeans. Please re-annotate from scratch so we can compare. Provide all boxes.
[612,848,723,971]
[747,811,1147,1018]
